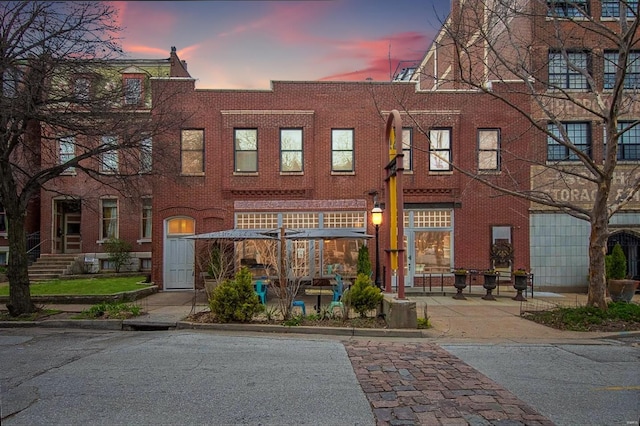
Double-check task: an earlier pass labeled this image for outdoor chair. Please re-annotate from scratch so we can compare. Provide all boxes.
[328,300,344,313]
[254,280,267,304]
[291,300,306,316]
[333,274,344,302]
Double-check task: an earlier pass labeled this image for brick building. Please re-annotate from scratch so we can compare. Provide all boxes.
[17,0,638,294]
[149,77,531,290]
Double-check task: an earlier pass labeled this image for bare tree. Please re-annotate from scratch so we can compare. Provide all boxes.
[0,1,187,315]
[249,232,310,320]
[399,0,640,308]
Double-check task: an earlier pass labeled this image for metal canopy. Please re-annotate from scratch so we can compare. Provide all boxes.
[185,228,372,241]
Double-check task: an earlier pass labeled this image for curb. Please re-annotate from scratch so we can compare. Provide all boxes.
[176,321,427,337]
[0,318,427,337]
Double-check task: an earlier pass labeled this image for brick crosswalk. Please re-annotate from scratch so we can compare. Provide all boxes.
[345,341,554,426]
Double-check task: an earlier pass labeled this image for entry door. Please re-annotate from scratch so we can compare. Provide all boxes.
[165,237,194,290]
[64,213,82,253]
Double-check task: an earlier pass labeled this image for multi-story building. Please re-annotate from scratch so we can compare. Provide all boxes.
[29,48,190,277]
[150,75,531,290]
[18,0,638,294]
[415,0,640,291]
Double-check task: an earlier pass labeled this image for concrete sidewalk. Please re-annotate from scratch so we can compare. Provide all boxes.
[40,285,638,342]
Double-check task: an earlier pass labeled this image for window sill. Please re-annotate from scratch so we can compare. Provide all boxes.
[428,171,453,175]
[331,171,355,176]
[137,238,152,244]
[181,172,205,177]
[478,170,501,175]
[600,17,635,22]
[60,170,77,176]
[546,88,590,93]
[545,16,588,22]
[545,160,582,165]
[233,172,259,176]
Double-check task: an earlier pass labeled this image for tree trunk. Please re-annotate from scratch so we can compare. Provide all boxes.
[6,210,35,316]
[587,193,609,309]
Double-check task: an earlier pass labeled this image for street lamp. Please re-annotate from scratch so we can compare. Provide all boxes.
[371,204,383,289]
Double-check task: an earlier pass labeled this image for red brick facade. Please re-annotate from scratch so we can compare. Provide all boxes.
[149,79,531,289]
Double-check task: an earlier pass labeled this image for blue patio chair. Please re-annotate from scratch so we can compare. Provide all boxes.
[254,280,267,304]
[291,300,306,316]
[333,274,344,302]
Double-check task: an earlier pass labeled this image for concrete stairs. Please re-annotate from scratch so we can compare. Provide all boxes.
[28,254,79,282]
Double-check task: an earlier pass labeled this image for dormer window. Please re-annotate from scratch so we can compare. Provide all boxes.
[74,76,90,101]
[124,77,142,105]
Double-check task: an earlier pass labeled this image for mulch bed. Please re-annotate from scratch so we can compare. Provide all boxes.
[186,311,388,328]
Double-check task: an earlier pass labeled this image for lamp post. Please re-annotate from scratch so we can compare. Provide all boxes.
[371,204,383,289]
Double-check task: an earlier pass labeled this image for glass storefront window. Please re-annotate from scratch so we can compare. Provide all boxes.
[413,231,451,274]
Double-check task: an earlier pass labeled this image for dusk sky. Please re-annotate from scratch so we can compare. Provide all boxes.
[115,1,451,89]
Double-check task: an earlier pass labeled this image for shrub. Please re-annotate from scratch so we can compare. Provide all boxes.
[606,243,627,280]
[103,238,132,273]
[356,245,372,277]
[343,273,383,318]
[208,267,263,323]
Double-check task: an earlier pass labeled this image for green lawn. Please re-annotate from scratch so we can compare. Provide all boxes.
[0,276,151,296]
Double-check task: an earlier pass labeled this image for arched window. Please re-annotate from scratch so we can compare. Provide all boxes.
[167,217,195,235]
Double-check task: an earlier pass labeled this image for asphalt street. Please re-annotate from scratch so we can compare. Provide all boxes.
[1,328,639,425]
[442,342,640,426]
[0,329,374,425]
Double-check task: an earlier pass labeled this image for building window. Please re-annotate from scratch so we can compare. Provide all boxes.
[124,77,142,105]
[548,51,589,90]
[234,129,258,173]
[140,258,152,271]
[604,51,640,90]
[59,136,75,172]
[0,251,6,265]
[617,121,640,161]
[167,217,195,235]
[140,137,152,173]
[331,129,354,172]
[547,122,591,161]
[74,76,90,101]
[101,199,118,240]
[0,202,6,236]
[403,128,412,171]
[546,0,588,17]
[181,129,204,174]
[141,198,152,239]
[280,129,303,172]
[478,129,500,171]
[100,136,118,173]
[410,210,453,274]
[429,128,452,171]
[602,0,638,18]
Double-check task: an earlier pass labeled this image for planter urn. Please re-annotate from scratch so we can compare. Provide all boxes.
[607,279,639,303]
[482,273,498,300]
[453,272,467,300]
[512,273,528,301]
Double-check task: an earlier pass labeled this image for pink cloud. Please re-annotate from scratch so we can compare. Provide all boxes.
[124,45,169,56]
[317,32,429,82]
[218,2,332,44]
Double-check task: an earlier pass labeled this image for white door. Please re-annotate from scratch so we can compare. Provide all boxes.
[164,217,195,290]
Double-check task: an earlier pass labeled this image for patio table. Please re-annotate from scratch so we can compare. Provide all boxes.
[304,287,334,313]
